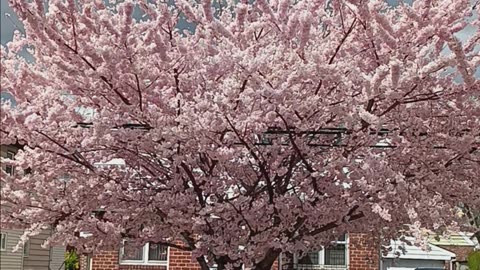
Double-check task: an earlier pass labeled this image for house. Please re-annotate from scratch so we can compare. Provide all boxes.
[380,233,479,270]
[381,238,455,270]
[428,233,478,270]
[79,232,479,270]
[1,144,66,270]
[78,233,380,270]
[280,234,379,270]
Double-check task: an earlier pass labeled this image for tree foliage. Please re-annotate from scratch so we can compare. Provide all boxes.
[1,0,479,270]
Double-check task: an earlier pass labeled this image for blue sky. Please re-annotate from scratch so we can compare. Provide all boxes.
[1,0,22,45]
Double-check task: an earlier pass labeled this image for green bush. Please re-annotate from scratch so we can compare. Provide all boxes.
[468,251,480,270]
[64,250,79,270]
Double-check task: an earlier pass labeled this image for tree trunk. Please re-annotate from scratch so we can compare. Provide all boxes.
[196,256,211,270]
[252,248,281,270]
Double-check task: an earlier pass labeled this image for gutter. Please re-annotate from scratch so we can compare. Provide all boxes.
[20,230,25,270]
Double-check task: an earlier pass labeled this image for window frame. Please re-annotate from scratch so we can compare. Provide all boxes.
[5,151,15,176]
[0,233,7,251]
[23,240,30,257]
[119,242,169,266]
[294,234,349,267]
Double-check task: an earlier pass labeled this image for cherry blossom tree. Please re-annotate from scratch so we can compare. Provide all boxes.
[1,0,479,270]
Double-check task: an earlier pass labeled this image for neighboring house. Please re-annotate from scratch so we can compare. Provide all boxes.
[0,226,66,270]
[428,233,477,270]
[381,238,455,270]
[380,233,479,270]
[80,233,478,270]
[1,144,66,270]
[79,233,379,270]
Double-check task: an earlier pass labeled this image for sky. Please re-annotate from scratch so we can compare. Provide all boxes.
[1,0,22,45]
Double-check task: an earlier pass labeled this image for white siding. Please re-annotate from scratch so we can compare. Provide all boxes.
[1,145,24,270]
[2,145,65,270]
[0,228,24,270]
[23,230,53,270]
[49,246,66,270]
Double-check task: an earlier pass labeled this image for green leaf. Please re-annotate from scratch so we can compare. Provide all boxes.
[65,250,79,270]
[468,251,480,270]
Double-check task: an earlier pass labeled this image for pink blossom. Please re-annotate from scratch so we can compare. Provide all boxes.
[1,1,479,270]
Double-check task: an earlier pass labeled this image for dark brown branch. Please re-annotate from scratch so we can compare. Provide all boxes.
[180,162,206,207]
[314,80,323,95]
[63,43,132,105]
[234,78,249,110]
[275,112,324,196]
[134,74,143,111]
[254,248,281,270]
[174,68,181,116]
[150,241,192,251]
[308,209,364,236]
[224,116,273,203]
[36,131,95,171]
[329,18,357,65]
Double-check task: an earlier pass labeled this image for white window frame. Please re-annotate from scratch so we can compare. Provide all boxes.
[0,233,7,251]
[294,234,349,267]
[119,242,169,266]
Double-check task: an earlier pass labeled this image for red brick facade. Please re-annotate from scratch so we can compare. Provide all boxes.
[348,233,380,270]
[91,251,120,270]
[84,233,378,270]
[169,247,201,270]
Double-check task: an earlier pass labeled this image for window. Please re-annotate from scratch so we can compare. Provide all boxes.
[4,151,15,175]
[1,233,7,251]
[148,243,168,261]
[296,235,348,267]
[120,242,168,265]
[298,252,319,265]
[23,240,30,257]
[324,244,346,265]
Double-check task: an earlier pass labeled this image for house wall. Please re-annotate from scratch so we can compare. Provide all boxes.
[89,249,172,270]
[169,247,200,270]
[0,228,24,270]
[381,258,445,270]
[349,233,380,270]
[87,233,376,270]
[1,144,65,270]
[49,246,67,270]
[88,247,278,270]
[1,145,24,270]
[23,230,53,270]
[0,224,65,270]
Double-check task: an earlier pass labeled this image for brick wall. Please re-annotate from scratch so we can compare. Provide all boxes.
[90,250,170,270]
[86,246,281,270]
[91,250,120,270]
[86,234,379,270]
[169,247,200,270]
[349,233,380,270]
[276,233,379,270]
